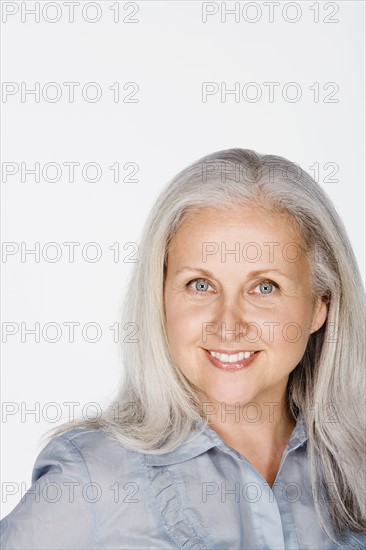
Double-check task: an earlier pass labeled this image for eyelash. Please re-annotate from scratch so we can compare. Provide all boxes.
[186,278,280,297]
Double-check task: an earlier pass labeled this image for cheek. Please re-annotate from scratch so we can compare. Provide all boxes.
[164,293,204,349]
[269,302,314,350]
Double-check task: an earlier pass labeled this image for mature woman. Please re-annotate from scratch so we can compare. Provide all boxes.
[1,149,365,549]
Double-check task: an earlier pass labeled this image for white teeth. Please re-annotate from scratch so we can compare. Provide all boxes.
[209,351,256,363]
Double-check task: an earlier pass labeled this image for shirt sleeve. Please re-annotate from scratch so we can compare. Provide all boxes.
[0,433,96,549]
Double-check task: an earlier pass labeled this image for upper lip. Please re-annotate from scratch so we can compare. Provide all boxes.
[204,348,260,354]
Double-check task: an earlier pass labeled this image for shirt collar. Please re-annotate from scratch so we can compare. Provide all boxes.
[144,412,308,466]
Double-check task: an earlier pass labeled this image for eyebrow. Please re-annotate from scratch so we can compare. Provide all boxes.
[174,266,290,279]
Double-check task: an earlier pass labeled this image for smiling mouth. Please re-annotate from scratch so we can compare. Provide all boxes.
[203,349,261,370]
[207,349,256,361]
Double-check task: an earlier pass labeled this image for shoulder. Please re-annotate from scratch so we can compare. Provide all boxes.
[344,532,366,549]
[0,428,147,549]
[32,426,143,485]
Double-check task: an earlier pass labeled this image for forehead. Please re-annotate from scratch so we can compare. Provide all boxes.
[169,206,303,248]
[166,205,309,275]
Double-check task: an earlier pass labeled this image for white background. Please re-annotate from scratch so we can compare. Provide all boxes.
[1,0,365,518]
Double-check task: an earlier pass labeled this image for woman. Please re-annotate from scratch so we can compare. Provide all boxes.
[1,148,365,549]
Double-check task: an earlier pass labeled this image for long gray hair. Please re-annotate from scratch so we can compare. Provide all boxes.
[45,149,365,540]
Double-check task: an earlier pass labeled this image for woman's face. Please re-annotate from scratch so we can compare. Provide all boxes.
[163,205,327,412]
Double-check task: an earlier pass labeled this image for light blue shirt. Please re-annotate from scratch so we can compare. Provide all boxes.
[1,413,365,549]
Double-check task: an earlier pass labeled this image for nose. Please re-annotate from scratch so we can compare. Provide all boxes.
[210,296,259,346]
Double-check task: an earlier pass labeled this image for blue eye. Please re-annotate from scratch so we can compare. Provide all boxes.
[195,280,209,291]
[254,281,278,295]
[187,278,214,295]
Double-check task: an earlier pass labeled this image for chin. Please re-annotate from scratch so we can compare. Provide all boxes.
[198,387,259,408]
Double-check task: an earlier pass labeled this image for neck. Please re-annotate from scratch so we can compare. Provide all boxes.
[199,395,297,447]
[197,392,298,488]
